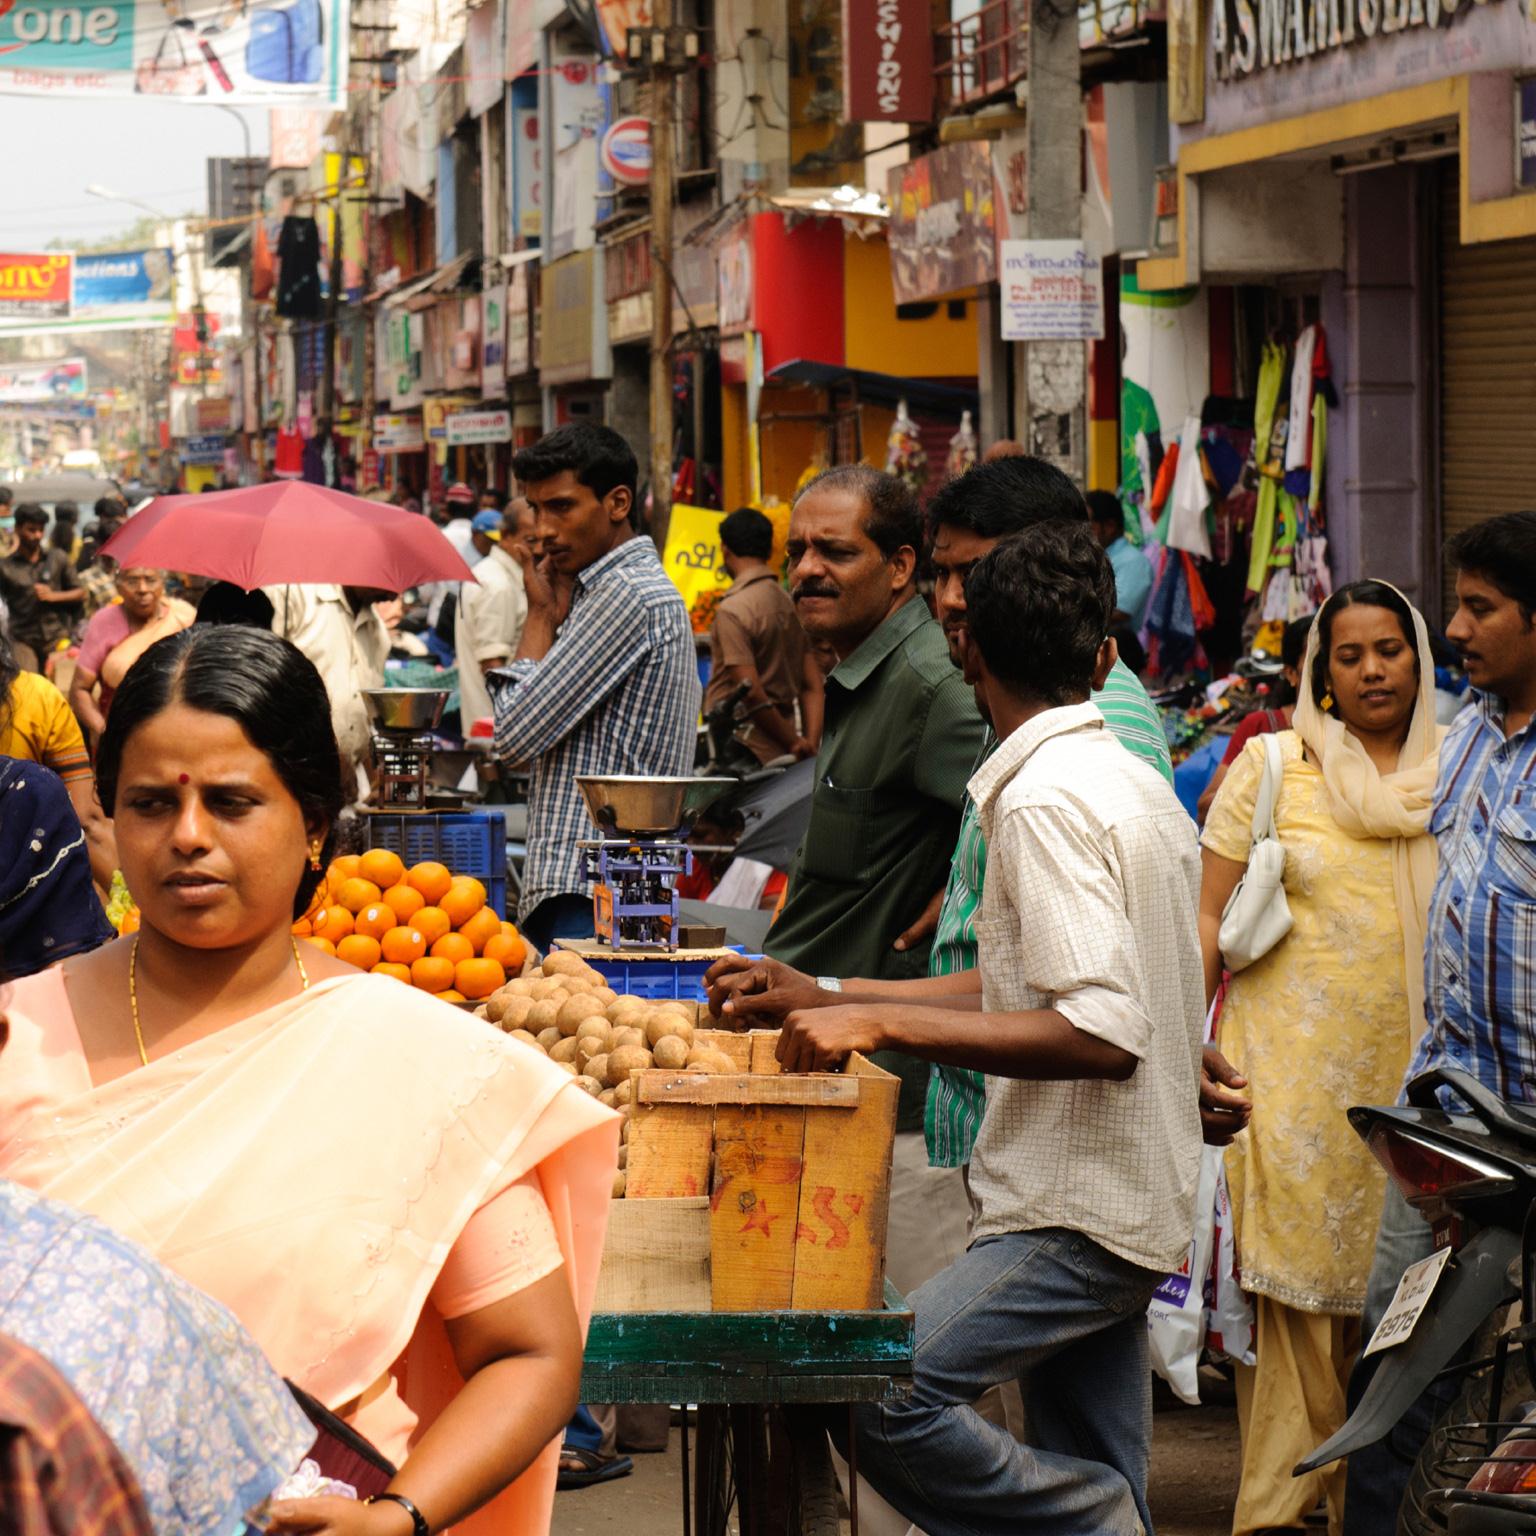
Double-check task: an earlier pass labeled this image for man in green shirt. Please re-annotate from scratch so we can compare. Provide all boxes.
[709,457,1173,1178]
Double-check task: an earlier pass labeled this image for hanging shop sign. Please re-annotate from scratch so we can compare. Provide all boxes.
[717,222,753,335]
[887,143,997,305]
[1520,78,1536,190]
[180,434,227,465]
[0,356,86,402]
[600,116,652,185]
[506,263,533,377]
[1211,0,1502,79]
[0,253,71,319]
[841,0,932,122]
[194,396,233,432]
[423,395,477,445]
[661,502,732,616]
[0,0,349,106]
[999,241,1105,342]
[445,408,513,446]
[373,413,425,453]
[482,282,508,397]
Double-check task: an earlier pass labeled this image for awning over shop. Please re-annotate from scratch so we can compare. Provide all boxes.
[382,251,476,312]
[765,359,978,419]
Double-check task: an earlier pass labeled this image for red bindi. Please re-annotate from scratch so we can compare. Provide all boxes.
[178,773,190,784]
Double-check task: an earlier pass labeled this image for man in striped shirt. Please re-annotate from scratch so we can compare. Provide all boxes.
[492,425,700,954]
[709,457,1172,1178]
[1345,512,1536,1535]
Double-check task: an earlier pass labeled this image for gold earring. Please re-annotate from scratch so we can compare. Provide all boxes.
[308,838,324,873]
[1321,690,1334,712]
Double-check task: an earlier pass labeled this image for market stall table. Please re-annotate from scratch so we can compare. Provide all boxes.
[581,1281,914,1536]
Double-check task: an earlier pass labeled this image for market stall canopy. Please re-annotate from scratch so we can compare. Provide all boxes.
[764,360,979,418]
[101,483,475,593]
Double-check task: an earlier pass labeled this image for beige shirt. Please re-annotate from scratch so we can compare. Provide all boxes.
[454,544,527,734]
[265,584,389,777]
[966,702,1205,1274]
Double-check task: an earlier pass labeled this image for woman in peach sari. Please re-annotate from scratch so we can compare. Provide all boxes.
[0,624,617,1536]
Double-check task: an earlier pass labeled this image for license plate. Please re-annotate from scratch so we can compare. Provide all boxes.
[1365,1248,1453,1356]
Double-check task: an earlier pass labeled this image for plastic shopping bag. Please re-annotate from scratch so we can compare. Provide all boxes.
[1205,1149,1256,1366]
[1148,1146,1219,1405]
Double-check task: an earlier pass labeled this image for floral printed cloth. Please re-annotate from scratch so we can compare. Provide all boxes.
[0,1179,314,1535]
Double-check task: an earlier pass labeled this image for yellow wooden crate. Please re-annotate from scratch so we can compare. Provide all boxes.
[606,1029,900,1314]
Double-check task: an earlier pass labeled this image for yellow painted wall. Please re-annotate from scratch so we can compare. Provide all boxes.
[721,382,748,512]
[843,237,978,379]
[759,384,829,507]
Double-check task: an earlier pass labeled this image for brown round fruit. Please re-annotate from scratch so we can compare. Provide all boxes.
[507,1028,540,1048]
[572,1075,605,1097]
[606,1044,654,1087]
[542,952,589,978]
[583,1053,609,1085]
[548,1037,581,1064]
[535,1026,563,1052]
[557,993,608,1036]
[652,1035,689,1070]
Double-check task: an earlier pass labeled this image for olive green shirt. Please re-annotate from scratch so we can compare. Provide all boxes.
[766,594,988,1130]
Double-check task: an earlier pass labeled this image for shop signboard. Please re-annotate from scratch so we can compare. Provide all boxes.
[482,282,508,397]
[374,413,425,453]
[661,502,732,616]
[506,263,533,377]
[540,251,596,386]
[513,98,543,240]
[424,395,478,445]
[0,252,71,319]
[841,0,932,122]
[601,116,652,185]
[445,407,512,446]
[717,222,754,335]
[0,0,349,106]
[180,434,226,465]
[999,241,1105,341]
[1520,78,1536,189]
[591,0,650,54]
[887,143,997,305]
[194,396,233,432]
[0,357,87,402]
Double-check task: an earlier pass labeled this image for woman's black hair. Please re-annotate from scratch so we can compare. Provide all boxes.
[96,626,345,918]
[1311,580,1419,716]
[0,630,18,742]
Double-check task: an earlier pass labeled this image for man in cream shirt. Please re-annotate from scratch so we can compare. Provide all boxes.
[454,503,530,736]
[265,583,391,796]
[776,521,1204,1536]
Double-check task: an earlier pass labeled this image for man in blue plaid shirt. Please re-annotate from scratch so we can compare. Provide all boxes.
[1346,511,1536,1534]
[491,425,700,955]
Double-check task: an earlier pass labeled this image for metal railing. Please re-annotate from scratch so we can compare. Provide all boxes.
[932,0,1161,111]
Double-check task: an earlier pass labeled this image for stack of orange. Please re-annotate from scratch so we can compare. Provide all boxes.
[292,849,527,1003]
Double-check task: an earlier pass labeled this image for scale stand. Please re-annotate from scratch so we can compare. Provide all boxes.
[578,838,693,951]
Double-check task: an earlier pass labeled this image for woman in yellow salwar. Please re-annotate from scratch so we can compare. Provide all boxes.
[1199,580,1442,1536]
[0,624,618,1536]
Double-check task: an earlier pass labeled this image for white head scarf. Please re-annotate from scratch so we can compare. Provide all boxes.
[1293,583,1444,1042]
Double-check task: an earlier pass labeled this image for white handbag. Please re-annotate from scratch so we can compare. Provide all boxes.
[1218,733,1293,972]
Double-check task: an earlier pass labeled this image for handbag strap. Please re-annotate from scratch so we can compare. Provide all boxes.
[1247,732,1284,849]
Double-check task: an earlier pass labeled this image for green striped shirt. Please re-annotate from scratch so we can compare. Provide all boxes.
[922,659,1174,1167]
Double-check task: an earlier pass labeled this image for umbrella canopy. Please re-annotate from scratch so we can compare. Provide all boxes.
[100,483,476,593]
[731,757,815,870]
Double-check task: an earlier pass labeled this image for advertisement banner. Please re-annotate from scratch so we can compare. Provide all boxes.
[481,282,508,397]
[887,144,996,305]
[841,0,932,122]
[0,0,348,106]
[661,502,732,617]
[0,253,71,319]
[180,434,227,465]
[0,357,87,403]
[506,263,532,377]
[194,396,233,431]
[999,241,1105,341]
[445,408,512,446]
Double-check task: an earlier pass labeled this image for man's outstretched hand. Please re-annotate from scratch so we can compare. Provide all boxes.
[1200,1045,1252,1146]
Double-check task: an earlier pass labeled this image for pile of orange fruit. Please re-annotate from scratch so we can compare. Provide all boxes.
[293,849,528,1003]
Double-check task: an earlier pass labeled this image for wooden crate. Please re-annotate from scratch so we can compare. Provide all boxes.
[612,1030,900,1313]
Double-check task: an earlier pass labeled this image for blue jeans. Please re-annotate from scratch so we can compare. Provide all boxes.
[842,1228,1161,1536]
[1341,1185,1440,1535]
[521,893,593,955]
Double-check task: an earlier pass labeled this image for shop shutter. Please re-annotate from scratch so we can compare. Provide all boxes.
[1439,165,1536,615]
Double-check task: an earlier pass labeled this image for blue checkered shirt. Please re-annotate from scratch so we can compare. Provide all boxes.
[1408,692,1536,1102]
[491,537,701,919]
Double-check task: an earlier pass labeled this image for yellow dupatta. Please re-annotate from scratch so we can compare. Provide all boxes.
[0,968,618,1536]
[1292,588,1444,1043]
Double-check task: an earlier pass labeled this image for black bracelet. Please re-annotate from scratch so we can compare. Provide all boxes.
[366,1492,430,1536]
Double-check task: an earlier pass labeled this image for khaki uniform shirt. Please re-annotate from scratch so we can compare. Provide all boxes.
[702,569,807,763]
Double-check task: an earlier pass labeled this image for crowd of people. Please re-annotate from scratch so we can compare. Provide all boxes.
[1,421,1536,1536]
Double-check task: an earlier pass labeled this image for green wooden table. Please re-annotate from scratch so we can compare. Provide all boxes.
[580,1282,914,1535]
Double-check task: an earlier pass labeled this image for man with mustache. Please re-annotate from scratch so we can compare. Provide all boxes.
[752,464,989,1297]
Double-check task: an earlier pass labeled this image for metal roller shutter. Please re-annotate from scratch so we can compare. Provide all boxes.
[1439,165,1536,612]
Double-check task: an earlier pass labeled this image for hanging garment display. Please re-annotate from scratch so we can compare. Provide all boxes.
[1166,417,1213,559]
[276,215,322,320]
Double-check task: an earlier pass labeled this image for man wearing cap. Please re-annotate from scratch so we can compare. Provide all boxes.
[454,504,528,736]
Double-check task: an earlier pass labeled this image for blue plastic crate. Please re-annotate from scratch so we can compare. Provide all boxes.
[365,811,509,919]
[583,946,746,1003]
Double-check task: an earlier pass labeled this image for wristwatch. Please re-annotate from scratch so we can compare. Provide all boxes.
[816,976,843,993]
[366,1493,430,1536]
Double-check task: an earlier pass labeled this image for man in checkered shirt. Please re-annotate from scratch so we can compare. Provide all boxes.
[778,522,1204,1535]
[491,424,700,955]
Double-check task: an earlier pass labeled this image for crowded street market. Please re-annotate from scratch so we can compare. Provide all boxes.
[5,0,1536,1534]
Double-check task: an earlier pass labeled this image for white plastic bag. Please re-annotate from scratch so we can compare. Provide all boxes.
[1147,1147,1220,1405]
[1205,1157,1256,1366]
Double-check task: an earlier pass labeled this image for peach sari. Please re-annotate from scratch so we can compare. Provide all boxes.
[0,968,618,1535]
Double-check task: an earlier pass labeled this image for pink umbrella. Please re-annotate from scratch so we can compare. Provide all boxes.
[100,484,476,593]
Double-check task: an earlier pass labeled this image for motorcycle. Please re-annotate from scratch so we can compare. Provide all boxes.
[1298,1069,1536,1533]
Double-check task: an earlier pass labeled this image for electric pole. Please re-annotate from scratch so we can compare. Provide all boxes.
[647,0,675,539]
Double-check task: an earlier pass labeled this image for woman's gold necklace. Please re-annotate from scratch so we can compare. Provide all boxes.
[128,935,311,1068]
